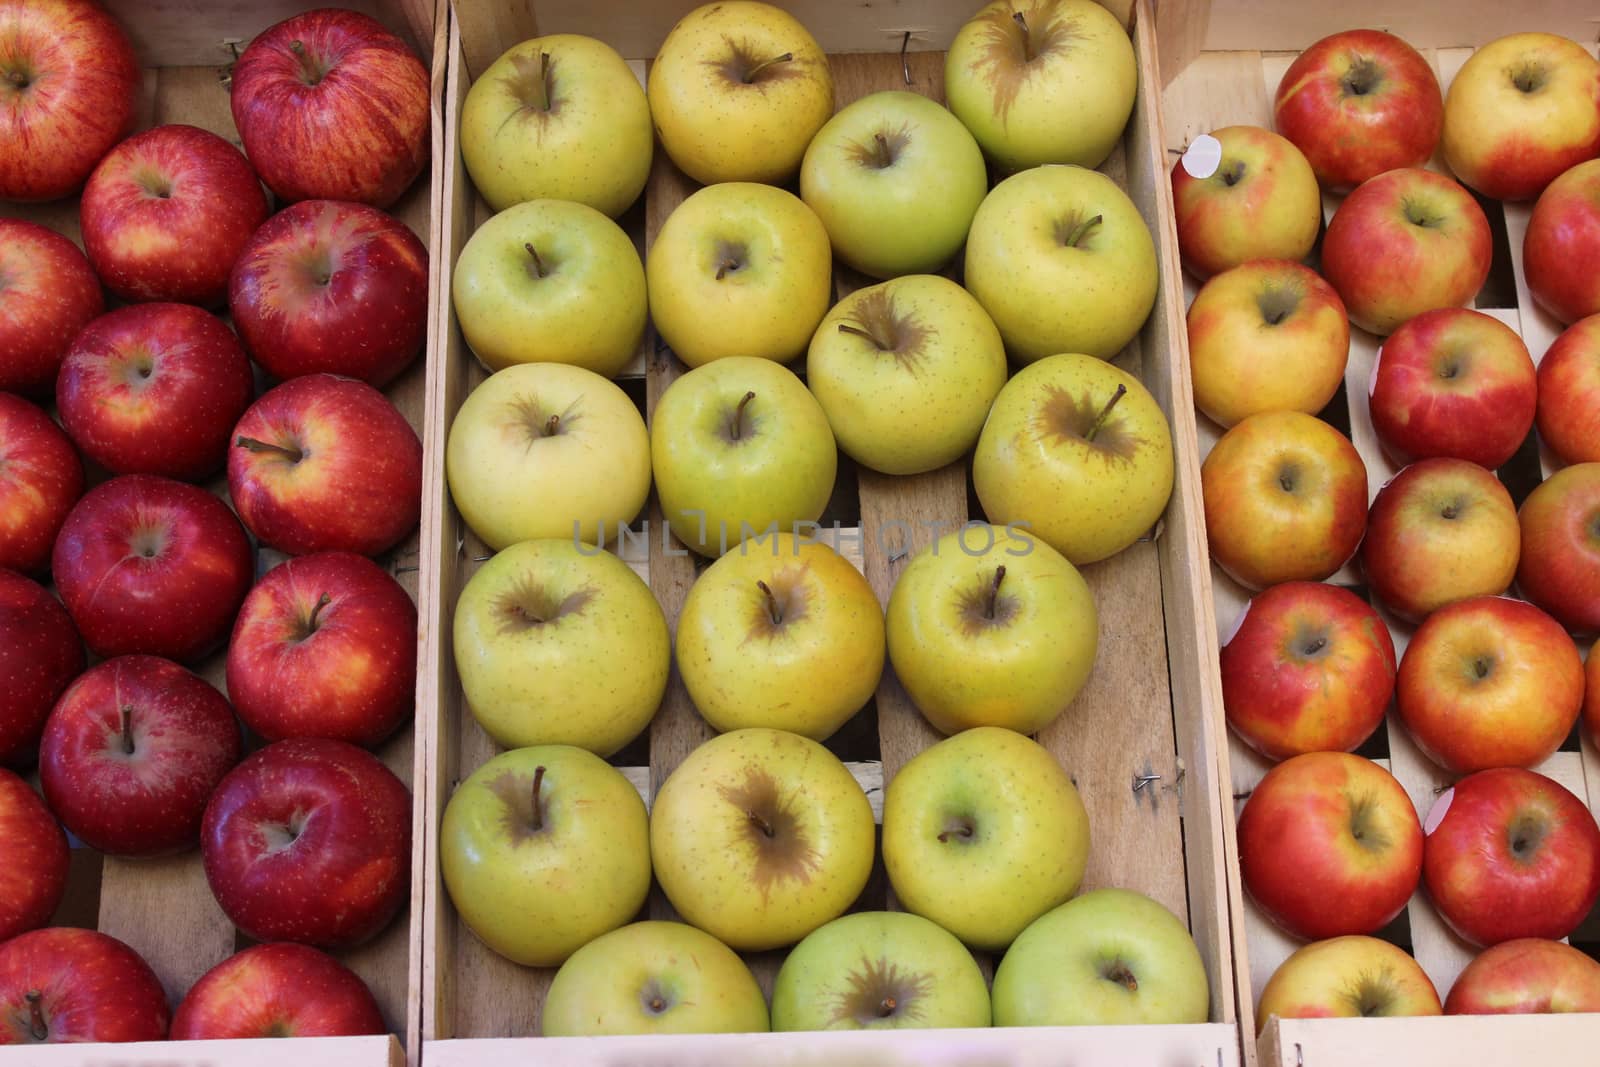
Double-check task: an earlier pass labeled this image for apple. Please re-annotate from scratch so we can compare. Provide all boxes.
[57,303,255,481]
[647,0,833,186]
[975,353,1173,565]
[647,182,831,368]
[0,0,138,201]
[229,199,429,387]
[0,220,103,395]
[1536,314,1600,465]
[1201,411,1368,590]
[80,124,269,307]
[451,198,645,377]
[883,726,1088,951]
[807,274,1006,476]
[1516,462,1600,633]
[1170,125,1321,280]
[1273,29,1444,191]
[0,569,82,766]
[460,34,650,217]
[1445,938,1600,1015]
[965,164,1157,361]
[1368,308,1536,469]
[1186,259,1350,429]
[544,921,767,1036]
[454,538,668,754]
[230,8,430,208]
[0,393,83,575]
[1423,767,1600,946]
[227,551,417,748]
[445,362,649,551]
[1220,581,1396,760]
[1256,936,1441,1029]
[992,888,1209,1026]
[0,928,168,1043]
[651,727,875,952]
[677,534,882,740]
[1524,158,1600,325]
[1442,32,1600,202]
[1362,458,1521,622]
[772,910,990,1031]
[229,374,422,557]
[0,768,67,942]
[652,356,836,557]
[799,90,987,279]
[440,744,650,966]
[1321,167,1492,336]
[886,523,1096,736]
[202,737,410,948]
[40,655,240,857]
[52,474,254,663]
[171,943,385,1039]
[1587,637,1600,742]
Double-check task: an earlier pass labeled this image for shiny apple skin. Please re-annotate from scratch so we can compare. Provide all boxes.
[0,569,82,765]
[1445,938,1600,1015]
[1536,314,1600,465]
[0,928,168,1044]
[1524,159,1600,326]
[1517,462,1600,634]
[0,219,103,396]
[0,768,68,942]
[171,942,385,1039]
[0,392,83,575]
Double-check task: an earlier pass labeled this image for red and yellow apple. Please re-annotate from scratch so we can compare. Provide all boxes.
[1536,315,1600,465]
[1516,462,1600,633]
[1524,158,1600,326]
[0,219,103,396]
[1445,938,1600,1015]
[1256,936,1441,1030]
[1171,125,1321,280]
[171,943,385,1039]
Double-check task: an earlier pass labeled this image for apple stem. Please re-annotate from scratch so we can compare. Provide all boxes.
[865,131,896,169]
[649,996,666,1012]
[1012,11,1038,61]
[306,592,332,634]
[1106,963,1139,992]
[1061,214,1104,248]
[715,258,740,281]
[747,810,775,838]
[985,566,1006,620]
[529,765,546,833]
[533,52,553,111]
[24,991,45,1041]
[235,436,304,463]
[120,705,135,756]
[544,414,561,437]
[879,996,897,1016]
[742,52,793,83]
[1084,384,1127,443]
[729,391,756,441]
[756,579,782,625]
[837,323,887,351]
[524,242,547,279]
[937,823,974,843]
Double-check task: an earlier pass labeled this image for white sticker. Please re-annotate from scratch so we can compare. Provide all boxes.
[1369,345,1384,399]
[1423,787,1454,836]
[1221,598,1252,647]
[1181,134,1223,180]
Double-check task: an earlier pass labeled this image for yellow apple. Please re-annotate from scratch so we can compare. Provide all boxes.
[1170,125,1322,280]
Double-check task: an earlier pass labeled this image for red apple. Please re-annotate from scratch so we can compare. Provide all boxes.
[227,551,416,747]
[1525,159,1600,326]
[0,769,67,942]
[0,393,83,575]
[1397,595,1583,774]
[1274,29,1443,191]
[57,304,255,481]
[1170,125,1322,280]
[230,10,429,209]
[1445,938,1600,1015]
[52,474,254,663]
[0,220,103,395]
[229,374,422,557]
[229,200,428,388]
[1256,936,1441,1027]
[0,0,138,201]
[1517,462,1600,633]
[1239,751,1423,940]
[1221,581,1396,760]
[1537,315,1600,465]
[0,569,83,767]
[40,655,240,857]
[1321,168,1492,336]
[201,737,411,947]
[1369,308,1537,469]
[1362,458,1521,622]
[171,942,385,1039]
[0,927,168,1043]
[1423,767,1600,946]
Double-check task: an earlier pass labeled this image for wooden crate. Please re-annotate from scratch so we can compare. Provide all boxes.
[419,0,1244,1062]
[0,2,444,1064]
[1157,2,1600,1064]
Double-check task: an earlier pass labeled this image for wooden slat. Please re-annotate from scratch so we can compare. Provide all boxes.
[1262,1013,1600,1067]
[0,1035,402,1067]
[102,1,434,68]
[1193,2,1600,55]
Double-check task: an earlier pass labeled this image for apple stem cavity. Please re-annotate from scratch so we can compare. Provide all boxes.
[235,436,304,464]
[879,996,897,1017]
[985,566,1007,620]
[24,991,45,1041]
[1085,384,1128,443]
[523,242,548,279]
[937,816,975,844]
[1219,160,1246,186]
[1104,962,1139,993]
[728,391,757,441]
[1341,56,1382,97]
[746,809,776,838]
[120,705,135,756]
[756,579,783,625]
[742,52,793,83]
[544,414,561,437]
[1512,63,1546,93]
[529,765,547,833]
[837,323,888,350]
[1059,213,1104,248]
[5,70,25,89]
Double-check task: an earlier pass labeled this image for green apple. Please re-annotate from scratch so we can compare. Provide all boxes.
[651,357,836,557]
[650,727,875,951]
[460,34,651,217]
[881,725,1089,952]
[451,199,646,376]
[799,90,987,279]
[543,921,768,1036]
[945,0,1137,172]
[974,353,1173,564]
[445,362,650,550]
[677,534,882,740]
[964,164,1157,362]
[771,910,990,1031]
[806,275,1007,476]
[646,182,832,368]
[439,745,650,967]
[647,1,833,186]
[992,888,1211,1026]
[454,538,669,754]
[886,523,1097,736]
